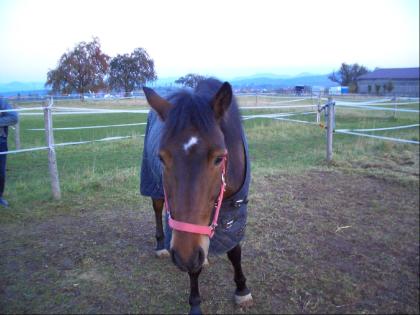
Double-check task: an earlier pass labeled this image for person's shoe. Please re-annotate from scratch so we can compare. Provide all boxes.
[0,197,9,207]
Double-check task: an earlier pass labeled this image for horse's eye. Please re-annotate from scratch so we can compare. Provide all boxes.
[214,156,224,166]
[158,155,165,165]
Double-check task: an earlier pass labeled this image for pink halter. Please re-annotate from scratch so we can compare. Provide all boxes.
[164,156,227,238]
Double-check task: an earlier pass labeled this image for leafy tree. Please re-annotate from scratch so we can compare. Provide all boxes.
[175,73,207,88]
[328,63,370,93]
[108,48,157,96]
[46,37,109,99]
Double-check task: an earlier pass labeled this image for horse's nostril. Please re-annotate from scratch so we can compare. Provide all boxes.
[189,247,205,272]
[170,248,205,273]
[171,249,189,272]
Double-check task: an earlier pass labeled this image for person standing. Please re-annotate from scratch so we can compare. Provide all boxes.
[0,96,19,207]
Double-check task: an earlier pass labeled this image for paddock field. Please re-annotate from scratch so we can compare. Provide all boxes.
[0,95,419,314]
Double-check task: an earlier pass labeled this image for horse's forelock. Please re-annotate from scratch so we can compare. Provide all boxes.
[163,90,216,139]
[162,78,242,144]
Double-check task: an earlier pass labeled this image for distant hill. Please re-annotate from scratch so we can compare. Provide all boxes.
[0,73,337,96]
[152,73,337,89]
[230,74,337,89]
[151,76,180,87]
[0,81,46,94]
[231,73,293,80]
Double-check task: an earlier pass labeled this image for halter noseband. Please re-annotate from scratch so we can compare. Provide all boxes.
[164,155,227,238]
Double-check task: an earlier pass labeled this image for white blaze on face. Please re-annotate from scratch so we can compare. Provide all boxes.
[183,136,199,153]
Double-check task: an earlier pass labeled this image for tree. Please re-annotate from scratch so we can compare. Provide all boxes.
[46,37,109,99]
[175,73,207,88]
[108,48,157,96]
[328,63,370,93]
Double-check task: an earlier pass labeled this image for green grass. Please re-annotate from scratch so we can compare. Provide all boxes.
[9,111,148,149]
[3,97,419,218]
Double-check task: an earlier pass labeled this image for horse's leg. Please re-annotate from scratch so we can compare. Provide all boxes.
[188,269,202,315]
[227,244,253,306]
[152,198,169,257]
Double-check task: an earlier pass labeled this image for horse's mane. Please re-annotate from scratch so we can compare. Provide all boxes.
[163,78,243,139]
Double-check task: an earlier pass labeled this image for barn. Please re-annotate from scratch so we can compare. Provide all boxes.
[357,67,419,97]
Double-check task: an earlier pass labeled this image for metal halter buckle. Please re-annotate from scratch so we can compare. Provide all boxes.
[221,173,226,190]
[232,197,248,208]
[232,200,243,208]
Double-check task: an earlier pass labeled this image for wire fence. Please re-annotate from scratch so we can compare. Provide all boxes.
[5,95,419,156]
[3,95,419,198]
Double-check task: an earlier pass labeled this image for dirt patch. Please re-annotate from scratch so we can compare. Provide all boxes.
[0,169,418,314]
[247,169,419,314]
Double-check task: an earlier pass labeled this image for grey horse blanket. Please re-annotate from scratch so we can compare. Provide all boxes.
[140,110,250,254]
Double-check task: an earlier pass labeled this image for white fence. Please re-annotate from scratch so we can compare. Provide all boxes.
[4,95,419,199]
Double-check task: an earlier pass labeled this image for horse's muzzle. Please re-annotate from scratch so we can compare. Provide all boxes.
[170,247,205,273]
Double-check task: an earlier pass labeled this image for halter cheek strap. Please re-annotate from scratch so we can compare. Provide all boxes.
[164,156,227,238]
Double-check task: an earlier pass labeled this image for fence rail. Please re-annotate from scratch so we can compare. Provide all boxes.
[4,95,419,199]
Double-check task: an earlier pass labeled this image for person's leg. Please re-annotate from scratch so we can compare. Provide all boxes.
[0,140,8,206]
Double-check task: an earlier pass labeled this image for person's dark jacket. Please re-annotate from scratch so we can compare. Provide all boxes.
[0,98,19,139]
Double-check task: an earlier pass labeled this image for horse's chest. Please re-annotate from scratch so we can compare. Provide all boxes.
[209,200,248,253]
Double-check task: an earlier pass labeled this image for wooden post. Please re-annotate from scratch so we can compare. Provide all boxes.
[393,95,397,119]
[13,105,21,150]
[43,97,61,200]
[326,97,335,163]
[316,92,321,124]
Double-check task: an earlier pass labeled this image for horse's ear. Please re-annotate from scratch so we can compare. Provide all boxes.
[211,82,232,120]
[143,87,172,121]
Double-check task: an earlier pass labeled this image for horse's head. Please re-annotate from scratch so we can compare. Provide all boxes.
[143,82,232,272]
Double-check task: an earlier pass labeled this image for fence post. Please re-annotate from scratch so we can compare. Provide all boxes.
[43,97,61,200]
[326,97,335,163]
[393,95,397,118]
[13,105,21,150]
[316,92,321,124]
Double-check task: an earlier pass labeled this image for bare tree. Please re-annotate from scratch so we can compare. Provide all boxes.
[328,63,369,93]
[46,37,109,99]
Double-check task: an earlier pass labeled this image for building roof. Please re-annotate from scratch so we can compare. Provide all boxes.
[358,67,419,80]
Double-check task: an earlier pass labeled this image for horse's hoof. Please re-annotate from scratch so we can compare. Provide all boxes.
[202,257,209,267]
[189,305,202,315]
[155,249,170,258]
[234,292,253,307]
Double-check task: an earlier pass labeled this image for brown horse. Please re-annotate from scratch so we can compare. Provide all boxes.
[141,79,252,314]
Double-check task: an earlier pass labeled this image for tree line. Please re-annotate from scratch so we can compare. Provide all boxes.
[46,38,376,98]
[177,64,374,93]
[45,37,157,98]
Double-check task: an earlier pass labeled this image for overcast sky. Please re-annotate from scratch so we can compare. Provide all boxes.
[0,0,418,83]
